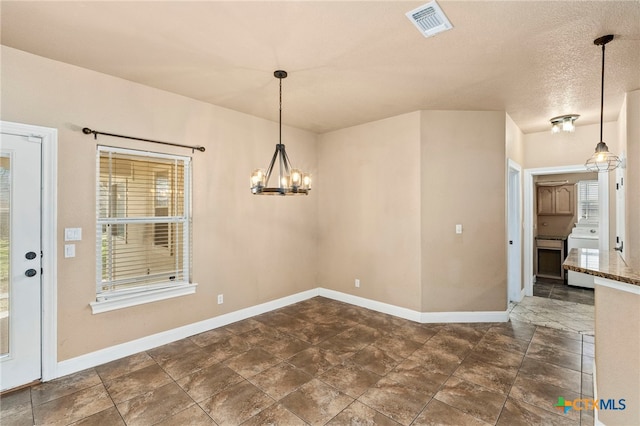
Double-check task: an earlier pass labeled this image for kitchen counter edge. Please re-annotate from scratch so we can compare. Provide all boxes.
[563,248,640,287]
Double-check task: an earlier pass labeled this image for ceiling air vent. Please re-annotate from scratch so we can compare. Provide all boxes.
[406,0,453,38]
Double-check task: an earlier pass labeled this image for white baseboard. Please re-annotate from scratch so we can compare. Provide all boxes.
[318,288,422,322]
[56,288,319,377]
[319,288,508,324]
[55,287,508,379]
[420,310,509,323]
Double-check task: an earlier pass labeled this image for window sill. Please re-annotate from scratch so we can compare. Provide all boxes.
[90,283,197,314]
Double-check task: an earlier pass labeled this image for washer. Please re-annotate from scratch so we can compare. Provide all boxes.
[567,225,599,288]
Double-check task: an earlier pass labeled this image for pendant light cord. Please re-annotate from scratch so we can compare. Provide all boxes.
[279,77,283,145]
[599,41,605,143]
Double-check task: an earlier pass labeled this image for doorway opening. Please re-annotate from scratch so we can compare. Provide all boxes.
[523,164,609,297]
[509,164,608,335]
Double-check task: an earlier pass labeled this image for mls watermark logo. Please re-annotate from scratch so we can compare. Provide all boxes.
[555,397,572,414]
[555,396,626,414]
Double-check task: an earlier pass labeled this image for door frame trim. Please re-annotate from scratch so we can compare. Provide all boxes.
[507,159,523,303]
[523,164,609,296]
[1,121,58,382]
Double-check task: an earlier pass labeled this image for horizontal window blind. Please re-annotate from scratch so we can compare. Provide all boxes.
[577,180,599,220]
[96,147,191,299]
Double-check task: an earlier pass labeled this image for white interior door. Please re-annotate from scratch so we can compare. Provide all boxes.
[0,131,42,391]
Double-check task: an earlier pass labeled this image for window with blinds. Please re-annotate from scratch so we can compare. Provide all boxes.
[577,180,599,221]
[96,146,191,301]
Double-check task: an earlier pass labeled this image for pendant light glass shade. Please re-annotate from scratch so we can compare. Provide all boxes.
[585,141,621,172]
[585,35,620,173]
[250,70,311,195]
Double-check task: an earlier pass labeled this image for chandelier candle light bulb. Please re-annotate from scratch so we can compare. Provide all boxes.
[251,169,265,189]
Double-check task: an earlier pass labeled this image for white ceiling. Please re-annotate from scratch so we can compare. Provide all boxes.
[2,1,639,134]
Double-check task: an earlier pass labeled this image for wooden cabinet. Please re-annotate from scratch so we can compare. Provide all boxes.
[535,238,565,280]
[537,184,575,215]
[537,187,555,215]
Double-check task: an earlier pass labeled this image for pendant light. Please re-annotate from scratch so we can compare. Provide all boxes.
[585,35,621,172]
[250,70,311,195]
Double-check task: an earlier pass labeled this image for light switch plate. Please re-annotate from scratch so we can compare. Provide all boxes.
[65,228,82,241]
[456,224,463,234]
[64,244,76,258]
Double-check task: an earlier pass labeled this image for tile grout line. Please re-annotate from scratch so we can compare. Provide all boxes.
[492,323,537,425]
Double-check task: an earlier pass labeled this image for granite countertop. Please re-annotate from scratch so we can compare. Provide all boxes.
[563,248,640,287]
[535,235,567,241]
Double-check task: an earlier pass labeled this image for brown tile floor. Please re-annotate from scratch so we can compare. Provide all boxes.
[1,297,594,425]
[533,278,595,306]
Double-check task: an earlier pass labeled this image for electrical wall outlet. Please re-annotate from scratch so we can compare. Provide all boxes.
[355,278,360,288]
[217,294,224,304]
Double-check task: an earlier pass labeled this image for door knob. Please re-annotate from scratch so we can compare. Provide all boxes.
[25,269,37,277]
[25,251,37,260]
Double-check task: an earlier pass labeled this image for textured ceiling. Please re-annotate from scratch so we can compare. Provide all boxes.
[1,1,639,134]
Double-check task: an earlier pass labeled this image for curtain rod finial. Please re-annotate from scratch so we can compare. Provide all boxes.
[82,127,97,139]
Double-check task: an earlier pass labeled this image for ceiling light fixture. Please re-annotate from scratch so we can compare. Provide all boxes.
[550,114,579,133]
[585,34,621,172]
[250,70,311,195]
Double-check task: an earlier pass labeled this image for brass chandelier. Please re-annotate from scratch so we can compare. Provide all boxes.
[250,70,311,195]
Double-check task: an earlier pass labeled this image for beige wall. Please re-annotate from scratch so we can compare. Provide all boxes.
[595,285,640,426]
[317,112,423,311]
[421,111,507,312]
[595,100,640,422]
[1,46,318,360]
[506,113,524,166]
[624,90,640,266]
[317,110,508,314]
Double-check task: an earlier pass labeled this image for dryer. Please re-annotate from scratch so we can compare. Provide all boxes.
[567,225,599,288]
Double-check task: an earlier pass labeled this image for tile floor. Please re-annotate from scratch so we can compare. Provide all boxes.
[533,279,595,306]
[1,297,595,425]
[509,280,595,335]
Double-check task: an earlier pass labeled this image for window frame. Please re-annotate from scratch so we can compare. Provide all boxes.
[577,180,599,222]
[91,145,196,314]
